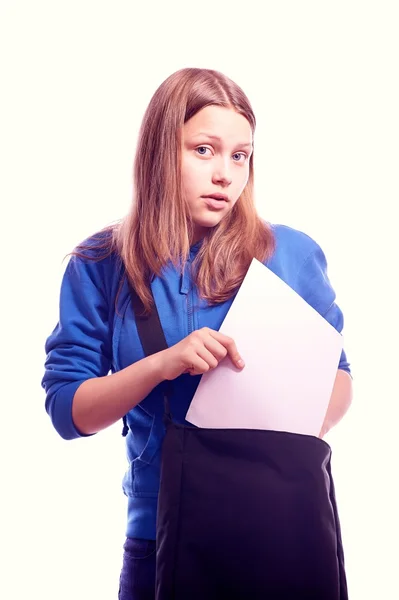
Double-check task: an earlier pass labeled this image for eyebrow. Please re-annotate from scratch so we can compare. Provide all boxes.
[192,133,253,149]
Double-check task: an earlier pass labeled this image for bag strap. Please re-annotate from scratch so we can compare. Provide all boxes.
[122,285,172,436]
[130,285,169,357]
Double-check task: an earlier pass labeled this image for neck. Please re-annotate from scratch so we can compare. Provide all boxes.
[190,226,208,246]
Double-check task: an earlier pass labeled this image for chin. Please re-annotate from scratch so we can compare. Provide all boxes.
[194,213,226,229]
[193,222,222,235]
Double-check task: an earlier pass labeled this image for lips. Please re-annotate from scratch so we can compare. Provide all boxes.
[202,194,228,202]
[202,195,228,211]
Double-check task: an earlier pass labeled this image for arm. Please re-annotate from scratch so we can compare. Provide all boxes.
[42,254,243,438]
[42,253,165,440]
[319,369,353,438]
[73,326,245,435]
[72,353,164,435]
[42,253,177,438]
[295,240,353,438]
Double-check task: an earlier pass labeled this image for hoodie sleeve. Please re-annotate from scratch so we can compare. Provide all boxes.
[41,256,113,440]
[296,242,351,376]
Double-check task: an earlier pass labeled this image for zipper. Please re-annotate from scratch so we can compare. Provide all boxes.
[187,287,194,335]
[184,252,197,336]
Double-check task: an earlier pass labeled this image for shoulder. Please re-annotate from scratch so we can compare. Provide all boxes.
[265,223,324,278]
[66,228,124,300]
[70,227,117,260]
[68,227,121,269]
[266,223,336,316]
[270,223,321,261]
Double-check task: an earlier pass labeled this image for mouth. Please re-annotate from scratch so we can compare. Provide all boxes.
[202,194,229,202]
[201,195,229,211]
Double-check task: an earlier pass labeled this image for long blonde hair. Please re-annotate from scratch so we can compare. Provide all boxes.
[72,68,275,314]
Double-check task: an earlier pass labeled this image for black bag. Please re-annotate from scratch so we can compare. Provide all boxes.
[130,287,348,600]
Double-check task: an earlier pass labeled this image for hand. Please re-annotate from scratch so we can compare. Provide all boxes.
[157,327,245,381]
[318,424,327,439]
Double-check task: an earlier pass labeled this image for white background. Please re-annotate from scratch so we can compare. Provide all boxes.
[1,1,398,598]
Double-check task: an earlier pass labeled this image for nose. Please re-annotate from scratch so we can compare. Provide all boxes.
[212,157,232,187]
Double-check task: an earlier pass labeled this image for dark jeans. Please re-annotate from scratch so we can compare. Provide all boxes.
[118,537,156,600]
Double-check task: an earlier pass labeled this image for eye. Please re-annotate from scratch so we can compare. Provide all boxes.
[232,152,247,162]
[196,146,211,156]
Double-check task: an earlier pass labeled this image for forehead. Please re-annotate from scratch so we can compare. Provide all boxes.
[183,105,252,145]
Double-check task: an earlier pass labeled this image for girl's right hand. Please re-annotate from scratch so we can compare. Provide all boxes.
[157,327,245,381]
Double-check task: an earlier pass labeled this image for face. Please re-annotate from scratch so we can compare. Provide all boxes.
[181,105,253,243]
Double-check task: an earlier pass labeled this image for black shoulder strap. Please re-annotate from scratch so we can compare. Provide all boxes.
[130,286,169,356]
[121,285,172,436]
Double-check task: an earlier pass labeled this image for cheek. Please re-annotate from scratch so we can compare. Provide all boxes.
[182,161,207,193]
[234,168,250,193]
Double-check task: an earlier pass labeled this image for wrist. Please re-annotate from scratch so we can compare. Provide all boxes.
[147,350,168,384]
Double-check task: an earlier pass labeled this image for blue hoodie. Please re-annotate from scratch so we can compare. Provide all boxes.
[42,224,351,540]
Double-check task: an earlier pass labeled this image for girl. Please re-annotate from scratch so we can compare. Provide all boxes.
[42,67,352,599]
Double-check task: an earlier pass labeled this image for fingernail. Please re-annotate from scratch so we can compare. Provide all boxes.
[237,359,245,368]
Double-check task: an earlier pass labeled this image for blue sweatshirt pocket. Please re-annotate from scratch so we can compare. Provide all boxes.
[122,410,165,499]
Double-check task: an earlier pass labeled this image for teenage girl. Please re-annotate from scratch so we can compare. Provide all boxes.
[42,67,353,600]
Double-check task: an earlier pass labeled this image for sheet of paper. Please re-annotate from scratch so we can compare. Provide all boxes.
[186,258,343,436]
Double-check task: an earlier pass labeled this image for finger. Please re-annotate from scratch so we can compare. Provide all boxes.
[195,345,220,370]
[208,330,245,368]
[202,337,228,362]
[183,354,213,376]
[199,329,231,360]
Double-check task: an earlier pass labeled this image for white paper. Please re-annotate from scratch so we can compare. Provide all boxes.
[186,258,343,436]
